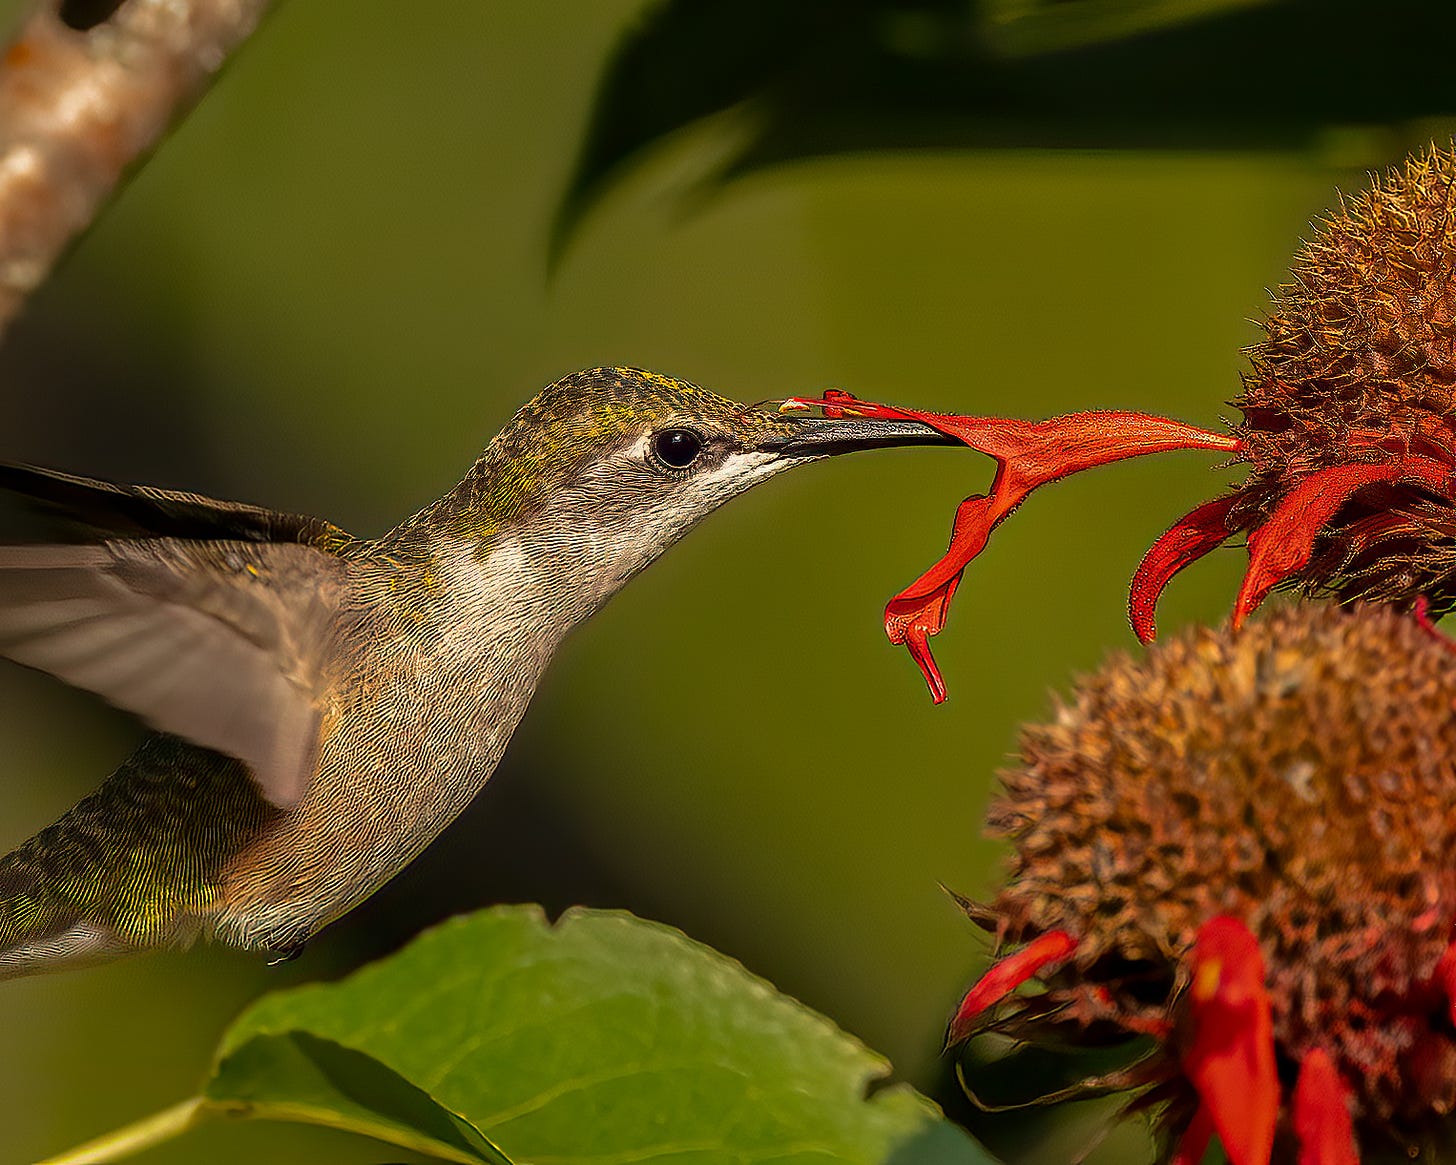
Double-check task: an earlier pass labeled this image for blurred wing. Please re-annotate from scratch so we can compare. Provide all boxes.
[0,462,354,550]
[0,538,350,807]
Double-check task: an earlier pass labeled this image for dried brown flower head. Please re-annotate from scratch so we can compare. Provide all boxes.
[952,603,1456,1164]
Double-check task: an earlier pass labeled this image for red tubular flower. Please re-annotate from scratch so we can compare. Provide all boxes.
[956,918,1368,1165]
[783,393,1239,699]
[949,604,1456,1163]
[946,928,1076,1045]
[1182,917,1277,1165]
[787,147,1456,699]
[1294,1050,1357,1165]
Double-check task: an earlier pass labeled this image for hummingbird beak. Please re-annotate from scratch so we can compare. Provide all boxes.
[765,416,958,459]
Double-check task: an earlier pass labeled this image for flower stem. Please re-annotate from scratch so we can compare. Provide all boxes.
[36,1097,209,1164]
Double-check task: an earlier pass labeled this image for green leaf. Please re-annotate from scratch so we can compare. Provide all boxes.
[554,0,1456,256]
[216,905,989,1164]
[50,907,986,1163]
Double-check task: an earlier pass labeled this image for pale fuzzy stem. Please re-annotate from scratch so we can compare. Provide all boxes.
[36,1096,209,1164]
[0,0,275,339]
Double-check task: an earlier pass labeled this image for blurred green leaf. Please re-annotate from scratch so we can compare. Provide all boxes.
[55,906,990,1163]
[555,0,1456,256]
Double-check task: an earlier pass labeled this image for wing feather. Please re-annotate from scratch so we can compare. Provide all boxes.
[0,540,349,806]
[0,462,352,549]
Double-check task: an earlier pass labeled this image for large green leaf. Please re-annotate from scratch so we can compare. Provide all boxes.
[554,0,1456,256]
[223,906,987,1163]
[53,907,990,1164]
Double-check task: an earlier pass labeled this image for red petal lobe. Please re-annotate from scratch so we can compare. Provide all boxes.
[902,622,948,704]
[1293,1048,1358,1165]
[947,929,1077,1045]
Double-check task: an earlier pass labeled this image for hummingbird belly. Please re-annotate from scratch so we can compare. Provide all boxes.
[212,623,539,953]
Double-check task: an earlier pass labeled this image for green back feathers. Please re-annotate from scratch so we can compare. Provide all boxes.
[0,737,273,959]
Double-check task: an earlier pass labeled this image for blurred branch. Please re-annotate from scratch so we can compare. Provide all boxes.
[0,0,275,341]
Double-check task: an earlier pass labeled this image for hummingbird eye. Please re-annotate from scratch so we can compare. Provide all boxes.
[652,428,703,470]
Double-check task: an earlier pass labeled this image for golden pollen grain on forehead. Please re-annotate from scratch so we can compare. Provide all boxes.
[532,367,714,428]
[534,366,786,447]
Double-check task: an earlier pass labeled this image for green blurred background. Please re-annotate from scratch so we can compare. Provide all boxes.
[0,2,1451,1162]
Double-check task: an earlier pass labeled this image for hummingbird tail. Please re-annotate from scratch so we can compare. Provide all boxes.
[0,736,274,979]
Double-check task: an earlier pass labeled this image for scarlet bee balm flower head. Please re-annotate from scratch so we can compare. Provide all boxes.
[952,604,1456,1164]
[786,147,1456,701]
[1231,147,1456,619]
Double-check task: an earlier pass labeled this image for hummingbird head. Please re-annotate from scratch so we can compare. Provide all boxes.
[429,366,952,617]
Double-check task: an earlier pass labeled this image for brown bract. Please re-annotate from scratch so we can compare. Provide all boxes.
[954,604,1456,1162]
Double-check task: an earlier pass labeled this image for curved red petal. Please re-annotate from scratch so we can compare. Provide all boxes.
[1294,1049,1358,1165]
[1334,509,1427,557]
[1234,456,1453,628]
[1183,916,1277,1165]
[947,929,1078,1045]
[1129,495,1238,644]
[1235,462,1401,627]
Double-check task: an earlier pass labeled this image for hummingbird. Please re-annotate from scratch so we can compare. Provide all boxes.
[0,366,948,977]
